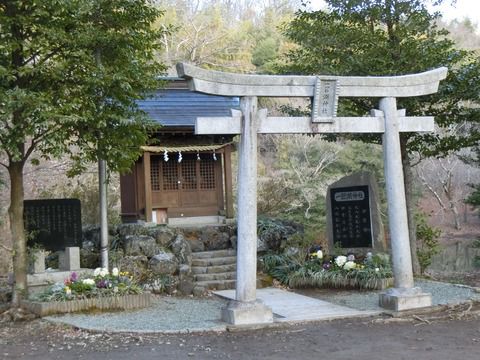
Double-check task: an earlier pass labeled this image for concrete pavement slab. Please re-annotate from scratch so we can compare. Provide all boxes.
[214,287,381,322]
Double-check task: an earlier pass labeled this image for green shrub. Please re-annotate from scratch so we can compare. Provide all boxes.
[260,251,392,290]
[416,212,441,274]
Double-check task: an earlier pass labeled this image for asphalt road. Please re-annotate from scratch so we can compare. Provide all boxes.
[1,314,479,360]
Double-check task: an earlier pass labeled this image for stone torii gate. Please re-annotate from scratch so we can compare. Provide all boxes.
[177,63,448,325]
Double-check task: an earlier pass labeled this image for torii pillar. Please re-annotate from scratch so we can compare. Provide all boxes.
[177,63,448,323]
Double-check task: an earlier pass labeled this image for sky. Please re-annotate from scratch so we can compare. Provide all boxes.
[307,0,480,30]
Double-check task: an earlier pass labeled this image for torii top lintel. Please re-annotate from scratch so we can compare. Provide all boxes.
[176,63,448,98]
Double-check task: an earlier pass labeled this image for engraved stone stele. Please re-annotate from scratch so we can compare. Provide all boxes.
[326,172,386,255]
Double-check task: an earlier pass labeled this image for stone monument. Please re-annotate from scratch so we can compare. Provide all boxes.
[326,171,386,254]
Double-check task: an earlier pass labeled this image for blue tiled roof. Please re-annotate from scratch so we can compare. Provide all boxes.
[137,89,240,127]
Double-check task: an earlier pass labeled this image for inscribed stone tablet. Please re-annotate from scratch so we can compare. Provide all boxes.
[24,199,82,251]
[330,185,372,248]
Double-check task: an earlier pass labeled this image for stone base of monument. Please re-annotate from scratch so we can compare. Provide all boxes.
[379,287,432,311]
[221,299,273,325]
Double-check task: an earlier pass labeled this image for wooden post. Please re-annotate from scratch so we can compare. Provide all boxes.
[143,152,153,222]
[224,144,234,218]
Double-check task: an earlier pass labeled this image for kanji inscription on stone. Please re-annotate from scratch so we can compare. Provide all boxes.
[24,199,82,251]
[330,185,372,248]
[312,78,338,123]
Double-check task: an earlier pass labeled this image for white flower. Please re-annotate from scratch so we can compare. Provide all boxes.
[375,267,380,272]
[99,268,109,277]
[343,261,356,270]
[112,267,119,277]
[93,267,101,277]
[335,256,347,268]
[317,250,323,260]
[82,278,95,286]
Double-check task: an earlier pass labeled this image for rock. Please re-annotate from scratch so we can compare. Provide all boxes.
[178,278,195,295]
[171,234,192,265]
[182,228,201,239]
[187,238,205,252]
[124,235,161,257]
[230,235,237,249]
[178,265,194,295]
[181,228,203,251]
[258,219,303,252]
[116,223,150,238]
[193,285,207,297]
[82,240,96,252]
[82,225,101,249]
[82,225,116,250]
[149,251,178,275]
[179,264,191,275]
[149,226,176,247]
[80,248,100,269]
[118,255,149,280]
[201,227,231,251]
[257,237,268,252]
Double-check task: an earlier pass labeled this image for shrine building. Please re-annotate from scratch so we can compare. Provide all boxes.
[119,79,236,225]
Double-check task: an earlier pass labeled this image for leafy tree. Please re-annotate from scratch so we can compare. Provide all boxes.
[279,0,480,273]
[0,0,166,306]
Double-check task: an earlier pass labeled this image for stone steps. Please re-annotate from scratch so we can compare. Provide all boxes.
[192,249,236,259]
[192,256,237,267]
[195,279,236,291]
[192,263,237,275]
[194,271,236,282]
[191,249,238,294]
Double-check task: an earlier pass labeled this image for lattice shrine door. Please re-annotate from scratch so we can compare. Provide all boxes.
[150,153,224,217]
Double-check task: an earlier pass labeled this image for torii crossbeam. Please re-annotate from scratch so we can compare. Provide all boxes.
[177,63,448,324]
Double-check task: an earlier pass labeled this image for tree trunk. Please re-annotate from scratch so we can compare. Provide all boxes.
[8,161,27,307]
[400,136,421,275]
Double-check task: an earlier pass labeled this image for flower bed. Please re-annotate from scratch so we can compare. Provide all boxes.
[262,249,393,290]
[22,293,151,317]
[24,267,150,316]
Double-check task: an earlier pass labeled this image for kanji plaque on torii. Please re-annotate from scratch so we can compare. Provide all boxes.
[177,63,448,323]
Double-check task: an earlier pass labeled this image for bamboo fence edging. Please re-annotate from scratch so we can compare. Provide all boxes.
[21,293,151,317]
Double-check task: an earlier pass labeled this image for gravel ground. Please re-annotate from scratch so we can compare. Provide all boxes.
[297,279,480,311]
[44,280,479,333]
[45,296,229,333]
